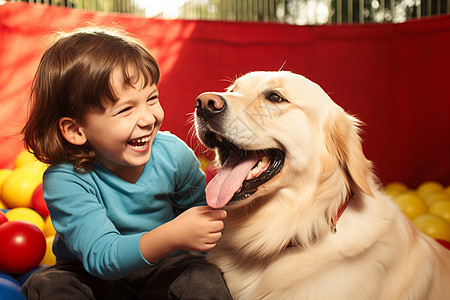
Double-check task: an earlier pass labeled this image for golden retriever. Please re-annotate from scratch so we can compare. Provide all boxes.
[194,71,450,299]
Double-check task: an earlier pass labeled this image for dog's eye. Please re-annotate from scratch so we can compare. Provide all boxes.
[267,92,285,103]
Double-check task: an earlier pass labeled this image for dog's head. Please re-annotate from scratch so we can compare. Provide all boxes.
[195,71,374,212]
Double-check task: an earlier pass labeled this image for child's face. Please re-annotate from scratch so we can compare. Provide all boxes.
[81,67,164,178]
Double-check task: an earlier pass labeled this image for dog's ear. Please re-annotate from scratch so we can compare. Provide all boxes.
[327,111,374,196]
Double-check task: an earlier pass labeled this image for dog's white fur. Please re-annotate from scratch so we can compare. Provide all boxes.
[195,71,450,299]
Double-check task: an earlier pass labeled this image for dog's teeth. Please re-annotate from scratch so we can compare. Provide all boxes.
[217,135,223,142]
[246,155,270,180]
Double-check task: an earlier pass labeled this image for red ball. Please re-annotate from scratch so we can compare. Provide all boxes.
[0,211,8,225]
[31,183,49,218]
[0,220,46,273]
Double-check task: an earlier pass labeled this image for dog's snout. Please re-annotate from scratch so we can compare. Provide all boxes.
[195,93,226,118]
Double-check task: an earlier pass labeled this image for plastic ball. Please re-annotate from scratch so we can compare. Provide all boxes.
[5,207,44,231]
[0,210,8,225]
[429,201,450,224]
[40,235,56,265]
[197,156,210,171]
[413,214,450,242]
[416,181,444,199]
[384,181,409,197]
[0,220,46,273]
[0,200,8,209]
[394,192,428,221]
[0,271,19,285]
[0,275,26,300]
[42,216,56,237]
[0,169,13,209]
[0,168,13,188]
[2,167,43,208]
[31,183,49,218]
[424,192,450,207]
[14,150,38,169]
[18,265,47,286]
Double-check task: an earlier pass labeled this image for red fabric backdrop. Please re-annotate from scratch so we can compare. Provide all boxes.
[0,2,449,187]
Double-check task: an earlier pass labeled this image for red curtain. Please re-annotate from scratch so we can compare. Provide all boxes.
[1,2,449,187]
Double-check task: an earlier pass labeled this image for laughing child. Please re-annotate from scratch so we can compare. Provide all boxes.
[21,28,231,299]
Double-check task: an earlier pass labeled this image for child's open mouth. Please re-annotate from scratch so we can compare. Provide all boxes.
[127,135,151,149]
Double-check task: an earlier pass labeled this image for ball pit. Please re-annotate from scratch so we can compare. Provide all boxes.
[385,181,450,244]
[0,150,56,297]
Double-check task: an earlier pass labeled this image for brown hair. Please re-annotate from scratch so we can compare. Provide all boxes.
[22,27,160,172]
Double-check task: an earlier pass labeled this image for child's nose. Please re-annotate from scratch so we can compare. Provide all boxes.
[137,107,156,127]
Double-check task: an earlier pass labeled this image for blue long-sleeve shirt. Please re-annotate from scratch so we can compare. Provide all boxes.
[43,131,206,280]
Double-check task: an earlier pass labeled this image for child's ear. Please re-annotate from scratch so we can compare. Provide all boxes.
[59,117,87,145]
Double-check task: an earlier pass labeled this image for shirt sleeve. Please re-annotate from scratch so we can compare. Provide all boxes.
[43,166,151,280]
[171,138,207,211]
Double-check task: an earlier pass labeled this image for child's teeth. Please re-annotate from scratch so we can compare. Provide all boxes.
[128,136,150,148]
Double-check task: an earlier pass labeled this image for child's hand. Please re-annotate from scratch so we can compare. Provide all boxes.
[170,206,227,252]
[139,206,227,263]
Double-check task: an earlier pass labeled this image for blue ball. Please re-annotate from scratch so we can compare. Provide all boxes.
[0,275,26,300]
[18,265,47,286]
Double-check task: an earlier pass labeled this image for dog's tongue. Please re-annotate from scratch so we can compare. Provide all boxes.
[206,152,262,209]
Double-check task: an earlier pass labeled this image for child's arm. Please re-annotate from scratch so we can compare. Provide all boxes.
[139,206,227,263]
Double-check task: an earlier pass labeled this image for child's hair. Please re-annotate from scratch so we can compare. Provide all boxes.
[22,27,160,172]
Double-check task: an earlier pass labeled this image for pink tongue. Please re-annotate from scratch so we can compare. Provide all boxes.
[206,152,263,208]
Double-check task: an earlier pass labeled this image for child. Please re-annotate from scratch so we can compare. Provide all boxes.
[21,27,231,299]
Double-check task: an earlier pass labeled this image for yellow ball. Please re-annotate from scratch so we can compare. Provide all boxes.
[384,182,409,193]
[429,201,450,224]
[43,216,56,237]
[394,192,428,220]
[0,169,13,188]
[2,166,43,208]
[445,186,450,197]
[40,235,56,265]
[413,214,450,242]
[5,207,45,231]
[197,156,212,171]
[0,200,7,209]
[384,188,406,198]
[0,169,13,209]
[424,192,450,207]
[14,150,39,168]
[416,181,444,199]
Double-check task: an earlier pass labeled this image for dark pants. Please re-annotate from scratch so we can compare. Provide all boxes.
[22,252,232,300]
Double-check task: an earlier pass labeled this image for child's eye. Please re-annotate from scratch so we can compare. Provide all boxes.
[117,106,132,115]
[147,95,159,104]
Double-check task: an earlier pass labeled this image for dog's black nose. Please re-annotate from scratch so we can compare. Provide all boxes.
[195,93,226,118]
